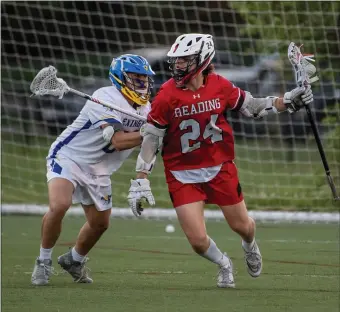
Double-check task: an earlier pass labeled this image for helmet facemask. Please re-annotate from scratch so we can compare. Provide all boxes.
[168,54,199,84]
[166,34,215,87]
[168,54,213,87]
[121,72,154,105]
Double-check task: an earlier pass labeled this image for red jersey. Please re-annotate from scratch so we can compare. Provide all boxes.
[148,73,245,171]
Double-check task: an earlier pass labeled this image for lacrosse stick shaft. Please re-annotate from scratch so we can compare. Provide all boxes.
[30,66,146,121]
[304,103,339,200]
[68,88,146,122]
[288,42,339,200]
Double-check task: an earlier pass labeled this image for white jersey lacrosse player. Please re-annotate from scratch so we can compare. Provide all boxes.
[31,54,155,286]
[47,86,150,208]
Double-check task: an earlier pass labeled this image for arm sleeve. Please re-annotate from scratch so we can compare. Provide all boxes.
[136,87,169,174]
[147,86,170,128]
[222,78,246,111]
[86,90,123,129]
[136,133,159,173]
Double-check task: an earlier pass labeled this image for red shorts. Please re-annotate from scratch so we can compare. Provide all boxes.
[166,161,243,208]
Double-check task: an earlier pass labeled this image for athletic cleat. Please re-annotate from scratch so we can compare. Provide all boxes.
[31,258,54,286]
[57,250,93,283]
[243,241,262,277]
[217,256,235,288]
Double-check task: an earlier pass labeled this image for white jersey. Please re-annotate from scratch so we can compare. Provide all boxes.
[47,86,150,175]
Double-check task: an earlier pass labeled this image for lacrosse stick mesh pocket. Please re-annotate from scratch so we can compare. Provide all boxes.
[30,66,69,99]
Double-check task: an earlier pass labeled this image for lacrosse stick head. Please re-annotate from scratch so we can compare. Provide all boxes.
[30,66,70,99]
[288,42,319,87]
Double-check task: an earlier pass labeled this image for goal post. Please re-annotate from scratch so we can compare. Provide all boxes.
[2,1,339,219]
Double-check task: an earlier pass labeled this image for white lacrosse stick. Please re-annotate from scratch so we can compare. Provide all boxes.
[288,43,339,201]
[288,42,319,88]
[30,66,146,121]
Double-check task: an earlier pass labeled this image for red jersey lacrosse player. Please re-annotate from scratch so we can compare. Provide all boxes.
[127,34,313,288]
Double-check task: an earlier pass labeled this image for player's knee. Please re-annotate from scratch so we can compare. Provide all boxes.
[188,235,209,254]
[90,219,110,233]
[248,217,255,231]
[229,219,249,236]
[49,199,71,217]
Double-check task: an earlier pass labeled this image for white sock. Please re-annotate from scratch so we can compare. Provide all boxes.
[242,238,255,252]
[200,237,230,267]
[39,246,53,261]
[72,247,85,263]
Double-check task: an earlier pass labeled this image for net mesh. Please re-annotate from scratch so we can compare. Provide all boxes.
[1,1,339,215]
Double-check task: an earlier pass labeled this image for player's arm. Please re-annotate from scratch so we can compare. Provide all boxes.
[136,86,170,178]
[136,121,166,175]
[87,89,143,151]
[127,87,169,217]
[101,124,142,151]
[226,79,313,118]
[127,120,166,217]
[237,87,313,118]
[136,86,169,176]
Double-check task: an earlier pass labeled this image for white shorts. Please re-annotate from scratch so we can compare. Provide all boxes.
[46,157,112,211]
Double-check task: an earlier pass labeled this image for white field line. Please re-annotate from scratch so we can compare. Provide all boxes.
[267,274,339,279]
[2,205,339,223]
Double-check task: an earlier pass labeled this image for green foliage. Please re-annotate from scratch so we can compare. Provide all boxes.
[230,1,339,80]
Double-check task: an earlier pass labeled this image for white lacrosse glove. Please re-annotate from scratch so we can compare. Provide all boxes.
[127,179,155,217]
[284,85,314,113]
[301,85,314,104]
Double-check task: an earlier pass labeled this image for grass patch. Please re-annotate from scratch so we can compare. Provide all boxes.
[2,215,339,312]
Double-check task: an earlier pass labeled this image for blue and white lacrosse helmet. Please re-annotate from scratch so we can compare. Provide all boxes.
[109,54,155,105]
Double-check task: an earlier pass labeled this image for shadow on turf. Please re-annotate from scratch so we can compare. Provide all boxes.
[59,242,340,268]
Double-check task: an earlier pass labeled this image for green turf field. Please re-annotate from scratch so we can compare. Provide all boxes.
[2,215,339,312]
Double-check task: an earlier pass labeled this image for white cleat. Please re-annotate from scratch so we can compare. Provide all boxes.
[217,256,235,288]
[58,250,93,283]
[243,241,262,277]
[31,258,53,286]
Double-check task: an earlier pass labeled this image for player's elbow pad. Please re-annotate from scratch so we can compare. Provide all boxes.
[140,122,166,138]
[102,126,115,143]
[239,91,279,118]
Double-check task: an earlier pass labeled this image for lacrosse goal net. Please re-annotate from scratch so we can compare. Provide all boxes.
[2,1,339,221]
